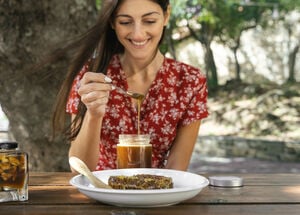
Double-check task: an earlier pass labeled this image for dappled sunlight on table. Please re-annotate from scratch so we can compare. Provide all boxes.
[284,186,300,195]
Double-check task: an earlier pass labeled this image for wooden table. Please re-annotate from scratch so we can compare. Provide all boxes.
[1,172,300,215]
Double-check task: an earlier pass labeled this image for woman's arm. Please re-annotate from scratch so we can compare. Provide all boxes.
[68,113,102,171]
[165,120,201,171]
[68,72,112,171]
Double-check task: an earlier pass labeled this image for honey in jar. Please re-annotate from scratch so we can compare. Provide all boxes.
[117,134,152,169]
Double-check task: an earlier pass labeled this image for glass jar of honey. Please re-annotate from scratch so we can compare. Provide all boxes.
[0,141,28,202]
[117,134,152,169]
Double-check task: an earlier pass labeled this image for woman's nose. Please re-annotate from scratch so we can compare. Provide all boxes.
[131,23,146,40]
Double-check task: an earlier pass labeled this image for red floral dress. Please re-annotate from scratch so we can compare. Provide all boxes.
[66,55,208,170]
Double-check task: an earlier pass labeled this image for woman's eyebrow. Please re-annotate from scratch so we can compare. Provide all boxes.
[115,11,161,18]
[142,11,161,17]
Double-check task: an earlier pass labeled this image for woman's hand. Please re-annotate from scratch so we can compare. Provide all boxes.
[78,72,112,117]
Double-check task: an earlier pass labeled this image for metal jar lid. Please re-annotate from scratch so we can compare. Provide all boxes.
[209,176,243,187]
[0,141,18,150]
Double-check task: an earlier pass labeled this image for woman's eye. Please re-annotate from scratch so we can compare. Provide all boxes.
[144,20,156,24]
[119,21,131,25]
[117,19,157,25]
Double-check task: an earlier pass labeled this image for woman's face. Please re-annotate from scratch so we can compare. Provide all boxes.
[112,0,170,60]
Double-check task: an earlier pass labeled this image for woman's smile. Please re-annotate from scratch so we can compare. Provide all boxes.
[131,39,148,46]
[129,39,150,48]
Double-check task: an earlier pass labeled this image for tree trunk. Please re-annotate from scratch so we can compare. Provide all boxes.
[233,47,241,81]
[287,44,299,83]
[165,26,177,59]
[233,35,242,82]
[204,43,218,90]
[0,0,97,171]
[187,24,219,90]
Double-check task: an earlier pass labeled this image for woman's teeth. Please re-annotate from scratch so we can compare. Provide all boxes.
[131,40,147,46]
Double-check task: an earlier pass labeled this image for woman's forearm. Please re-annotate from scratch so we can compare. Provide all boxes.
[69,113,103,171]
[165,121,201,171]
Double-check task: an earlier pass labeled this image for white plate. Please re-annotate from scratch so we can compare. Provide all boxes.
[70,168,209,207]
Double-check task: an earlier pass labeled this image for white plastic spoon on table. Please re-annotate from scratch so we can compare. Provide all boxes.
[69,156,112,189]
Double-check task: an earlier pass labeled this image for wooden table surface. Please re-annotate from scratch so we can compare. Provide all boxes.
[1,172,300,215]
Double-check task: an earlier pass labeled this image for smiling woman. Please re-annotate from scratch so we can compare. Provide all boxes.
[46,0,208,172]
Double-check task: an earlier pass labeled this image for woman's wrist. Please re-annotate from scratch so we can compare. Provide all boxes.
[84,111,104,124]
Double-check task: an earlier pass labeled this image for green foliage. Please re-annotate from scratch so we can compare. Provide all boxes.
[279,0,300,10]
[95,0,102,10]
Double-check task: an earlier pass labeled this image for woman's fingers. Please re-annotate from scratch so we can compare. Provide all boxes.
[85,96,109,109]
[78,73,111,95]
[81,90,109,104]
[78,72,112,116]
[80,72,111,84]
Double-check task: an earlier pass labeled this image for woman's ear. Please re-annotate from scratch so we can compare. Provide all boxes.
[164,5,171,26]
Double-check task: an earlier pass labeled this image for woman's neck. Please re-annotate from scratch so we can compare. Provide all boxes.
[120,50,164,78]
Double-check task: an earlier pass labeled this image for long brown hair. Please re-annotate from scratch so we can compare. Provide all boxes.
[52,0,170,140]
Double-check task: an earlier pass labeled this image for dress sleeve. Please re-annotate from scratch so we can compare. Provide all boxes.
[179,72,209,127]
[66,64,89,114]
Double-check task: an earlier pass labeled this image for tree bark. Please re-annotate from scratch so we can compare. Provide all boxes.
[188,25,219,90]
[287,44,299,83]
[204,43,218,90]
[0,0,97,171]
[233,35,241,82]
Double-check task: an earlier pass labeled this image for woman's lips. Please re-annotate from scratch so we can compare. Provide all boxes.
[130,39,149,47]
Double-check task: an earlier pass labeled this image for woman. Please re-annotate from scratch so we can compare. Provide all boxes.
[54,0,208,171]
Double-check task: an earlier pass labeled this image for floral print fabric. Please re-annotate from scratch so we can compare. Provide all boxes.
[66,55,208,170]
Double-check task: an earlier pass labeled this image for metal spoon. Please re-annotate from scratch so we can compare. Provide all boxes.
[91,49,145,101]
[112,85,145,100]
[69,156,112,189]
[90,49,145,101]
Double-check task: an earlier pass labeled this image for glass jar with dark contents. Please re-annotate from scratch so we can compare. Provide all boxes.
[117,134,152,169]
[0,141,28,202]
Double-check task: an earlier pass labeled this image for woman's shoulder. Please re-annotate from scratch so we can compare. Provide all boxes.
[164,57,206,78]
